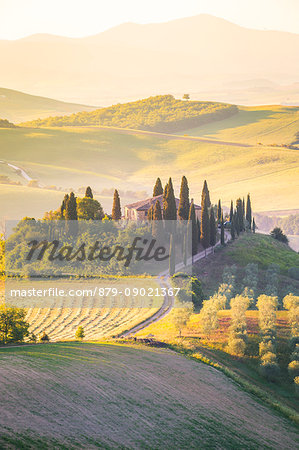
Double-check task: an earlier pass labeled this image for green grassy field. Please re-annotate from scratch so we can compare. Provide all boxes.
[192,233,299,299]
[178,105,299,146]
[0,114,298,220]
[0,342,298,449]
[0,87,96,123]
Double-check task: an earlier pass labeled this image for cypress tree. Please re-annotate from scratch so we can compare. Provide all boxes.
[196,217,201,243]
[201,180,211,209]
[147,204,153,221]
[246,193,252,230]
[242,197,246,229]
[65,192,78,220]
[153,178,163,197]
[200,196,210,249]
[234,210,240,236]
[183,232,187,266]
[220,213,225,245]
[229,200,233,223]
[163,182,168,201]
[85,186,93,199]
[60,193,69,219]
[188,201,198,256]
[163,177,177,220]
[230,215,236,240]
[209,207,217,247]
[112,189,121,220]
[217,199,222,223]
[169,234,176,276]
[252,217,256,234]
[152,200,163,238]
[153,200,162,220]
[178,176,190,220]
[236,198,244,232]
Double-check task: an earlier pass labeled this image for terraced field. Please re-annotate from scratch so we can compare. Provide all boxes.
[19,279,164,341]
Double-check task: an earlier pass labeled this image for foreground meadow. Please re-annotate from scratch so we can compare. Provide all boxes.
[0,342,298,449]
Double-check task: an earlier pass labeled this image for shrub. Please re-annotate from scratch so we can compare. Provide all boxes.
[259,341,275,356]
[288,360,299,379]
[288,267,299,281]
[294,377,299,397]
[261,352,277,364]
[40,332,50,342]
[227,338,246,356]
[289,336,299,351]
[290,344,299,361]
[260,362,280,381]
[270,227,288,244]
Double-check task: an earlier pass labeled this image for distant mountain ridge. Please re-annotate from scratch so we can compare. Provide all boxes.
[0,14,298,105]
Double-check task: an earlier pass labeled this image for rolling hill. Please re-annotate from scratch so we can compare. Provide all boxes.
[0,15,299,105]
[22,95,238,132]
[0,87,96,123]
[0,101,299,221]
[0,343,298,448]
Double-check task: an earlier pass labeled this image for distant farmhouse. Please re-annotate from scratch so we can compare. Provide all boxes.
[124,194,201,220]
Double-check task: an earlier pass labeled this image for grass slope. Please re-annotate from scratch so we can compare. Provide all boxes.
[0,121,298,220]
[193,233,299,299]
[0,342,298,449]
[0,87,96,123]
[178,105,299,146]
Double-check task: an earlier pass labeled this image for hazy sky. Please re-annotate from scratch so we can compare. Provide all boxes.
[0,0,298,39]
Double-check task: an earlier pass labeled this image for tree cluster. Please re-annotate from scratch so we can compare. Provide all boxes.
[24,95,238,133]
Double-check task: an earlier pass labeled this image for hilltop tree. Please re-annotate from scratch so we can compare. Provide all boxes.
[75,326,85,340]
[188,201,198,256]
[209,207,217,247]
[163,177,177,220]
[77,198,104,220]
[112,189,121,220]
[85,186,93,199]
[201,196,210,250]
[217,199,222,223]
[183,94,190,100]
[65,192,78,220]
[230,200,233,223]
[201,180,211,209]
[246,194,252,230]
[178,176,190,220]
[153,177,163,197]
[252,217,256,234]
[60,193,69,219]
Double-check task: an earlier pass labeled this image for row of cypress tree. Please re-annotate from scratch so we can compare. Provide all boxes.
[150,176,254,256]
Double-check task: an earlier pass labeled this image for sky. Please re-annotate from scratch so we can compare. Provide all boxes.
[0,0,298,39]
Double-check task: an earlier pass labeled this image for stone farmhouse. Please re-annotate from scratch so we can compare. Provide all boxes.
[124,194,201,220]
